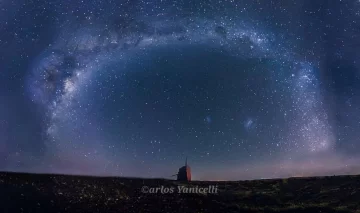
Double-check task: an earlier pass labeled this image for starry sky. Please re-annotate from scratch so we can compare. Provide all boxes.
[1,0,360,180]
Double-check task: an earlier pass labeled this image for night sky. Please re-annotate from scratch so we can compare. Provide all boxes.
[1,0,360,180]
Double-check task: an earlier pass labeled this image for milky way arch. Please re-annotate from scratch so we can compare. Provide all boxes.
[27,16,333,177]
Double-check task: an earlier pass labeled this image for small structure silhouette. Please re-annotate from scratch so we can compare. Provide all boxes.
[176,157,191,181]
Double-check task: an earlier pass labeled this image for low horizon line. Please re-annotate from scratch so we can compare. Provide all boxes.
[1,170,359,182]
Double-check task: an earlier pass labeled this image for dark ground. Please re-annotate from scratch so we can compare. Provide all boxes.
[1,172,360,213]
